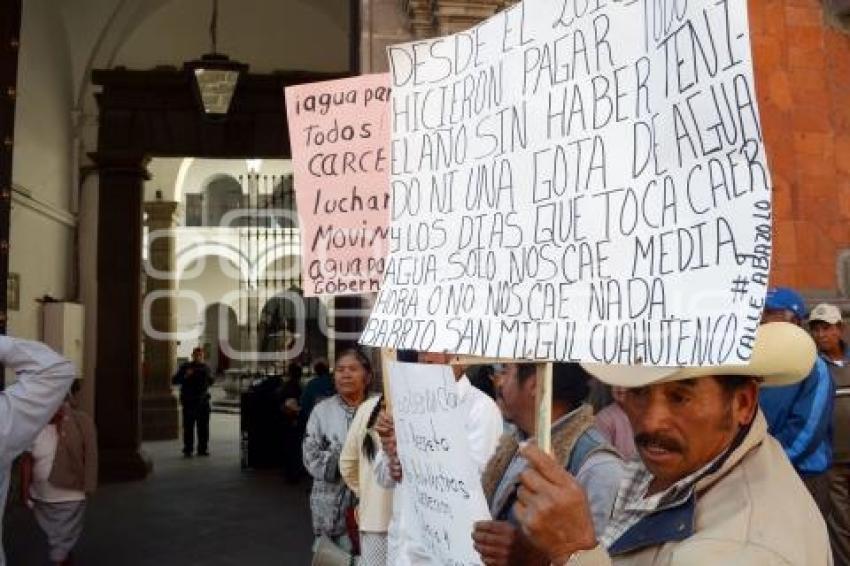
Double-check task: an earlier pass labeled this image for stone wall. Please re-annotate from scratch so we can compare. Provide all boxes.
[749,0,850,296]
[361,0,850,298]
[360,0,412,72]
[360,0,518,71]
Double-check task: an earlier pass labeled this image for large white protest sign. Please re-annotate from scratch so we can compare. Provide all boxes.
[389,362,489,566]
[360,0,772,365]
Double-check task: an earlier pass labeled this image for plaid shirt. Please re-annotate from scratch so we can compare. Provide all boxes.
[600,452,724,549]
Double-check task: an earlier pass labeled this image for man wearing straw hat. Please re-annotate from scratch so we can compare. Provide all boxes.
[508,322,831,565]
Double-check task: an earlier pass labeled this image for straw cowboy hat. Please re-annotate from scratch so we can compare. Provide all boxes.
[582,322,816,388]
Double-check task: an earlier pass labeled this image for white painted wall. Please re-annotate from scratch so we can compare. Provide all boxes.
[15,0,74,210]
[175,256,242,359]
[9,1,76,342]
[145,158,294,203]
[145,157,300,370]
[9,0,352,407]
[77,176,99,415]
[145,158,184,202]
[60,0,350,129]
[7,207,74,341]
[112,0,350,75]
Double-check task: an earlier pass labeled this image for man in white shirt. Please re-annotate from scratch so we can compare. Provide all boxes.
[0,337,76,566]
[376,351,503,565]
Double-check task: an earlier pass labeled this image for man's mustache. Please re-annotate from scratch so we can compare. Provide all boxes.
[634,433,684,454]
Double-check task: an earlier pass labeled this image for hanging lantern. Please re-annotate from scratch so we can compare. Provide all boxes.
[184,0,248,118]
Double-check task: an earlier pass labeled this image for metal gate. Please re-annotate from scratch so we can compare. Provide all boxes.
[236,171,326,469]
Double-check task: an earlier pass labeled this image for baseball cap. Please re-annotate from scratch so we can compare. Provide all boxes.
[809,303,843,325]
[765,287,807,320]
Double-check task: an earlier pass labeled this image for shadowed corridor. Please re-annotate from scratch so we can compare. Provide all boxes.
[4,414,314,565]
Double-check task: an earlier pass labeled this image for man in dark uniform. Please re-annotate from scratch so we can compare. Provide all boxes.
[297,358,335,432]
[172,347,214,457]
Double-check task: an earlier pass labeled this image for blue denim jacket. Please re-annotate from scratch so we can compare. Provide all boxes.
[759,357,835,475]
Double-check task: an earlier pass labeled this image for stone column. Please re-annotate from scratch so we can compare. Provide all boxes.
[361,0,416,72]
[141,198,181,441]
[433,0,505,35]
[407,0,436,37]
[391,1,521,40]
[93,152,152,482]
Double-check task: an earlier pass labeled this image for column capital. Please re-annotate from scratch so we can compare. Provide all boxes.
[398,0,519,39]
[434,0,504,35]
[89,151,151,179]
[143,199,182,226]
[402,0,436,37]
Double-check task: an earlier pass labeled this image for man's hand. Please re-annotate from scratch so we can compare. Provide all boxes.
[514,443,597,563]
[473,520,549,566]
[473,520,518,566]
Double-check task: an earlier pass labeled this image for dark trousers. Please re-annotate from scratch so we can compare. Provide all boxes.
[282,424,304,482]
[803,471,833,519]
[182,400,210,454]
[829,464,850,566]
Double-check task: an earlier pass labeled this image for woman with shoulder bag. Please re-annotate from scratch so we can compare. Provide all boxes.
[304,349,373,561]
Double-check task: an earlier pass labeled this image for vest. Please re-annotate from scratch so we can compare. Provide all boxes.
[482,405,617,522]
[831,363,850,463]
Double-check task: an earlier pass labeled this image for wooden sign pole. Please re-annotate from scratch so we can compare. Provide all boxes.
[381,348,396,412]
[534,362,553,454]
[452,355,554,454]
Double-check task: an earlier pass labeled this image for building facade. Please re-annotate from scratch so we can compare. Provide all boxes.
[2,0,848,480]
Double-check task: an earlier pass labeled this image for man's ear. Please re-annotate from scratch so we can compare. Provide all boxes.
[733,380,760,426]
[525,373,539,396]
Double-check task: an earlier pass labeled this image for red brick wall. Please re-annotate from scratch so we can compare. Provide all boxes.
[750,0,850,292]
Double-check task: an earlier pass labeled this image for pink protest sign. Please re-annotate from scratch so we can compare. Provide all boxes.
[285,74,391,297]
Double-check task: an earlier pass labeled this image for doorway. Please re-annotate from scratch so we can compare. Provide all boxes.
[92,64,365,481]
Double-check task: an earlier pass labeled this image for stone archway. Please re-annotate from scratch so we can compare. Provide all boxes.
[91,64,365,481]
[203,175,243,227]
[203,302,238,375]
